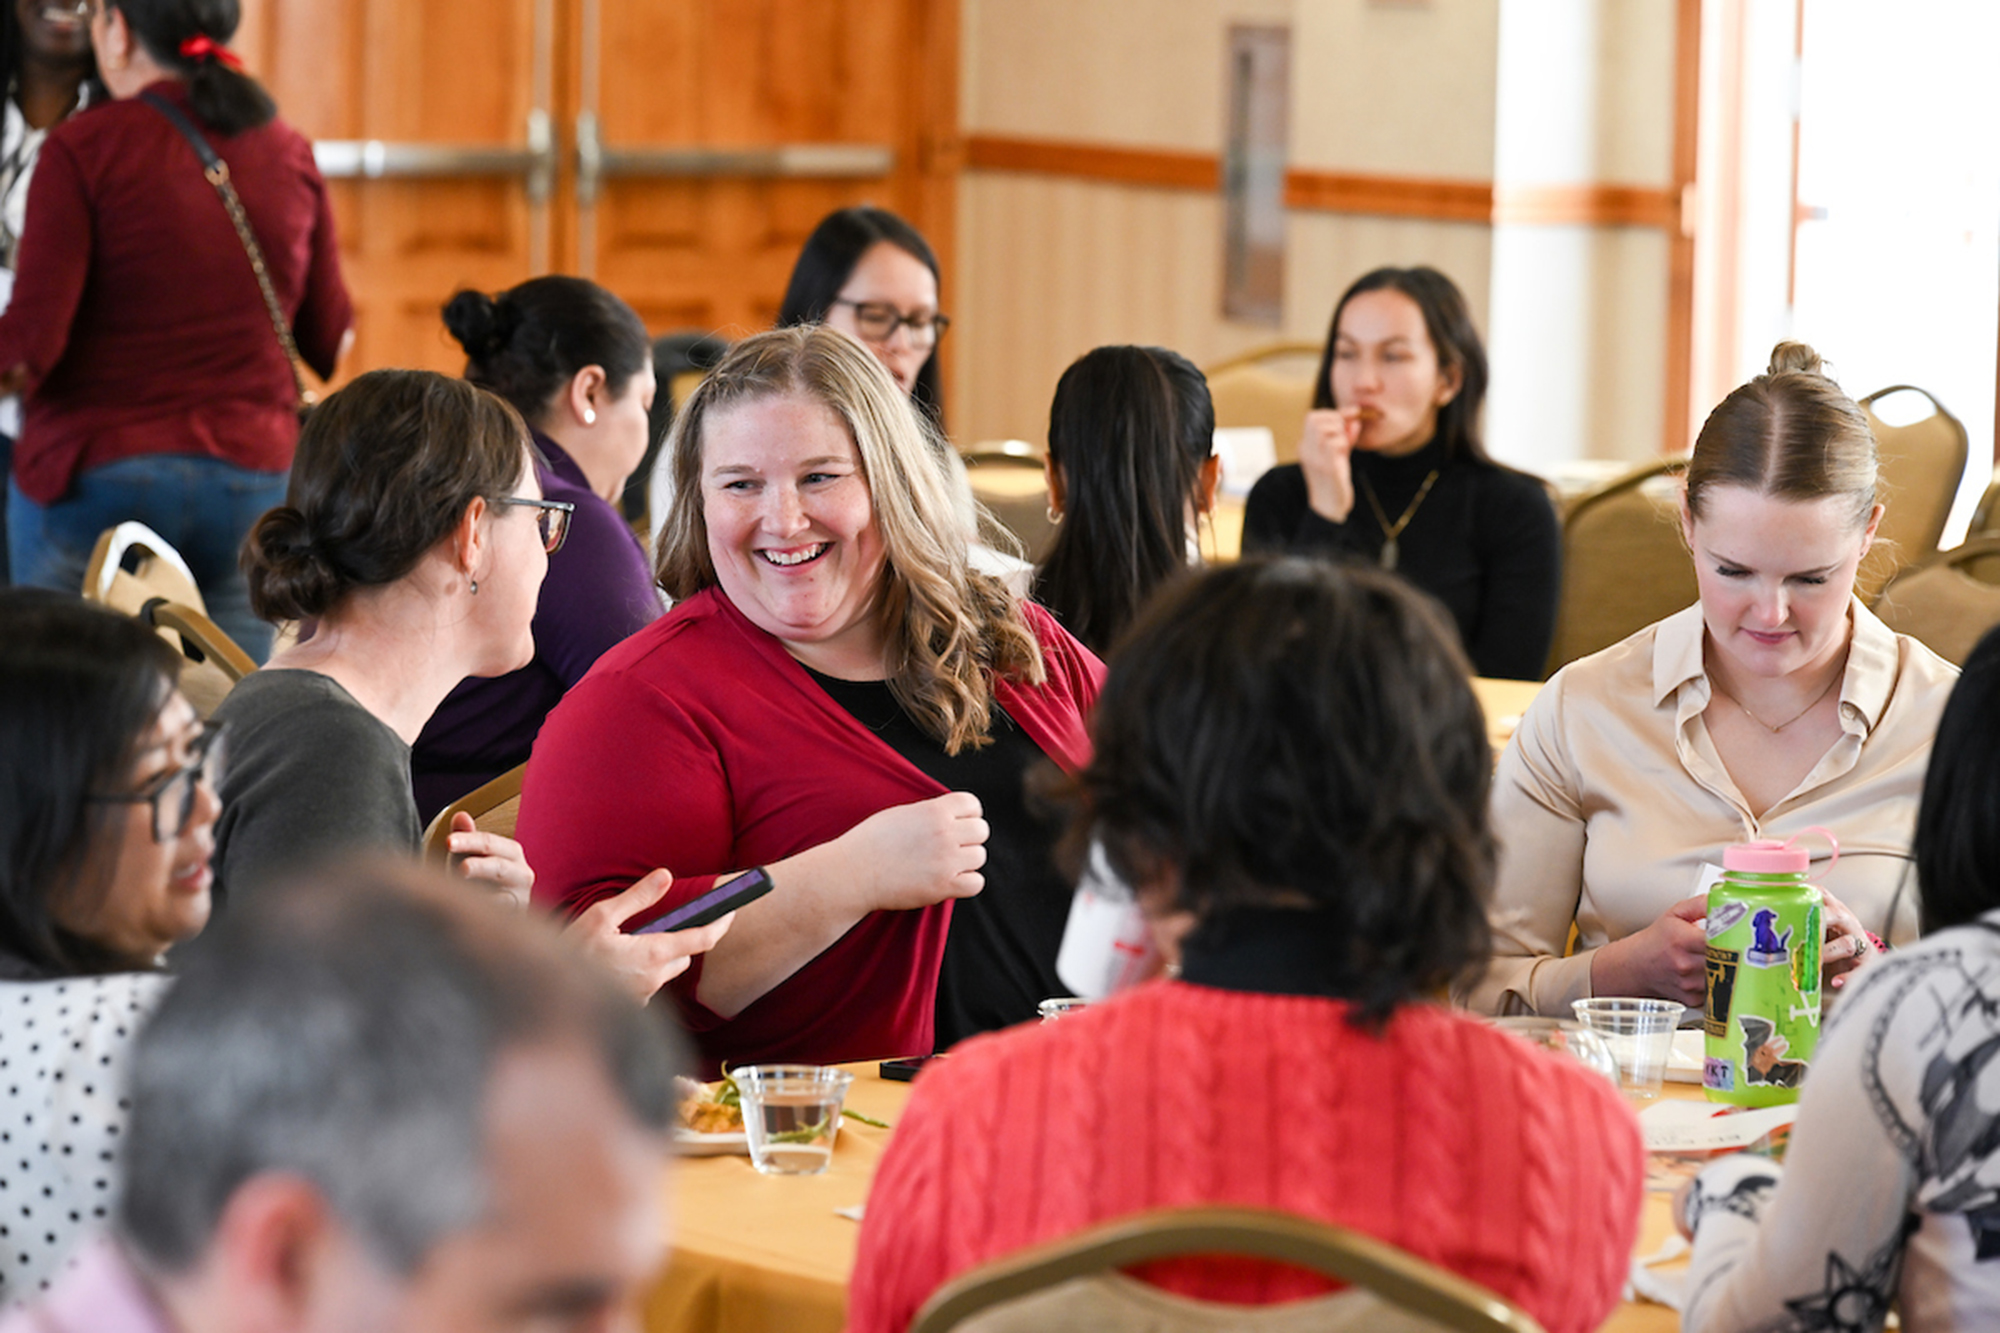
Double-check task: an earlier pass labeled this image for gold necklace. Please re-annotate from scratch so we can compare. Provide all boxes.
[1358,469,1441,572]
[1710,669,1842,733]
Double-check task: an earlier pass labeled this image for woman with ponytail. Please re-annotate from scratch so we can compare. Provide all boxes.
[1460,342,1960,1017]
[0,0,349,658]
[410,277,664,821]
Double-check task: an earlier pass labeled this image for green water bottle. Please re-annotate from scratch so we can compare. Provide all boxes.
[1702,828,1836,1106]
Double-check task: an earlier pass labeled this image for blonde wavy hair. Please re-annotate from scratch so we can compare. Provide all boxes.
[656,326,1045,753]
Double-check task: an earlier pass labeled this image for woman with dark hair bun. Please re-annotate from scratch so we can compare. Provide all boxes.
[849,560,1643,1333]
[1033,344,1219,655]
[1242,266,1559,680]
[1465,342,1958,1018]
[411,276,663,820]
[0,0,349,658]
[1678,628,2000,1332]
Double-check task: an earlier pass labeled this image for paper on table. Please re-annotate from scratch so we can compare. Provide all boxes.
[1639,1099,1797,1154]
[836,1205,866,1223]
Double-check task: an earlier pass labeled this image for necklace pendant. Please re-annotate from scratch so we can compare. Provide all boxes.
[1379,538,1398,571]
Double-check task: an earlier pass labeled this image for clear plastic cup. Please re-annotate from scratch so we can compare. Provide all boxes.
[731,1065,852,1176]
[1570,998,1685,1099]
[1037,997,1090,1023]
[1490,1016,1621,1086]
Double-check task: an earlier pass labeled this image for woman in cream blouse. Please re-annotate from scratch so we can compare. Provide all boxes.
[1460,342,1958,1017]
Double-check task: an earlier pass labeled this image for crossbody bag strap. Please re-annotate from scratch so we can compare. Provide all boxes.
[140,90,315,410]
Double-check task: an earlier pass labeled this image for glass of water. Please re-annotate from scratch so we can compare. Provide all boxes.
[732,1065,854,1176]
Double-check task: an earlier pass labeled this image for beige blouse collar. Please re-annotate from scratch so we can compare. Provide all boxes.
[1651,596,1898,737]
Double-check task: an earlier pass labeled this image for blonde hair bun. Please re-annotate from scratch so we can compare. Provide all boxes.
[1767,340,1828,379]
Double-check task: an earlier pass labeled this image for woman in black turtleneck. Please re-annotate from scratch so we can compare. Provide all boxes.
[1242,266,1558,680]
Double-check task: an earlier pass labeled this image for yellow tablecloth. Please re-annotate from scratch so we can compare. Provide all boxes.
[647,1063,1689,1333]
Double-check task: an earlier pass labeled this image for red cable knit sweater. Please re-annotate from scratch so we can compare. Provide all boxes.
[847,982,1644,1333]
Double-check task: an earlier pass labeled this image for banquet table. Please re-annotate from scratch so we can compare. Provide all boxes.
[643,1063,1691,1333]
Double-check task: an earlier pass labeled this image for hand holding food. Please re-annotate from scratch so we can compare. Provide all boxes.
[1296,407,1374,523]
[1589,894,1710,1008]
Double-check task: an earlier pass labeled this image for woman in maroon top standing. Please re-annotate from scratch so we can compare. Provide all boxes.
[0,0,349,659]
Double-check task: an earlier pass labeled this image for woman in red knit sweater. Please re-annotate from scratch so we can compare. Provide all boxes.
[848,559,1645,1333]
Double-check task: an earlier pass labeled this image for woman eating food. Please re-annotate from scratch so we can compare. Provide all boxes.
[518,325,1102,1072]
[848,559,1643,1333]
[1241,265,1559,680]
[1460,343,1958,1017]
[0,590,217,1299]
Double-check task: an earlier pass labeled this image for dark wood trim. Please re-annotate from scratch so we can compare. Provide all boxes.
[963,134,1218,191]
[1283,168,1493,222]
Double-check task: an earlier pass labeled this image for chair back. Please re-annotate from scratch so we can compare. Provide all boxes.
[82,522,207,617]
[910,1206,1545,1333]
[420,763,527,861]
[1204,342,1321,467]
[1544,461,1696,676]
[1859,385,1968,600]
[142,601,256,720]
[962,441,1056,563]
[1968,477,2000,538]
[1871,536,2000,665]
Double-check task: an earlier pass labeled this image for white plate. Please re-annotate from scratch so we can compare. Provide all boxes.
[673,1127,749,1157]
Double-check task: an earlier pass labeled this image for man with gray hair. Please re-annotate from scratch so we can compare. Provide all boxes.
[0,859,680,1333]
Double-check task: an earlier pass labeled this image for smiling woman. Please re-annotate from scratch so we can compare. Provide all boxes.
[518,325,1105,1073]
[1460,342,1961,1018]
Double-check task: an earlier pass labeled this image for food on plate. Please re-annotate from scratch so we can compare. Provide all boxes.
[675,1074,744,1135]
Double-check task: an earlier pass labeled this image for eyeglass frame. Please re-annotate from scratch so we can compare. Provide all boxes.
[492,496,575,553]
[827,299,951,349]
[86,722,228,845]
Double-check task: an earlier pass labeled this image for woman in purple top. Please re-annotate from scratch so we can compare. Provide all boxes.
[412,277,663,819]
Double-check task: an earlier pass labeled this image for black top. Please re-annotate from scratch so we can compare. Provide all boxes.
[805,668,1070,1050]
[1241,436,1561,680]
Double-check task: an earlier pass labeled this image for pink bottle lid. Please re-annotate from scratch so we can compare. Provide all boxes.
[1722,826,1840,876]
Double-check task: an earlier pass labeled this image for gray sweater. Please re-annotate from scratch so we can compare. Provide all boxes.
[210,669,420,914]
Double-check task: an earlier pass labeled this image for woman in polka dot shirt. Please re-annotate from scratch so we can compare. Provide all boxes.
[0,591,221,1303]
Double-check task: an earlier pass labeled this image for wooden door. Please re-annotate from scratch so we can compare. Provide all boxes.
[237,0,957,389]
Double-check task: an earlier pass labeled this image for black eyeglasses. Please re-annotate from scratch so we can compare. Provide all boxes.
[829,299,950,349]
[88,723,227,844]
[494,496,575,553]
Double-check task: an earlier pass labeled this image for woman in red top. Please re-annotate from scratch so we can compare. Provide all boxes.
[0,0,349,659]
[518,326,1103,1072]
[848,560,1644,1333]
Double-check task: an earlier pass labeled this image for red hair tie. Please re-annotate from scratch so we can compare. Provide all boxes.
[178,35,244,70]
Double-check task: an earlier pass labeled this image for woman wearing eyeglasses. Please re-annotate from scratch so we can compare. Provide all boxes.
[211,370,732,1003]
[0,588,220,1300]
[778,206,949,417]
[410,277,666,822]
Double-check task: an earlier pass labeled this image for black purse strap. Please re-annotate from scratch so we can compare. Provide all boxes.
[141,91,315,410]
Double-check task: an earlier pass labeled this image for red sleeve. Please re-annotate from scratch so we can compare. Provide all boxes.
[0,136,90,391]
[516,653,729,1019]
[290,156,351,380]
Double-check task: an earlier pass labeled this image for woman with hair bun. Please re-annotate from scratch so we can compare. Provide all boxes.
[0,0,349,658]
[411,277,663,820]
[1462,342,1959,1017]
[1034,344,1219,655]
[209,369,730,1003]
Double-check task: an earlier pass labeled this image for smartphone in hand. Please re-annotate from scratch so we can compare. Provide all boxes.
[631,868,773,934]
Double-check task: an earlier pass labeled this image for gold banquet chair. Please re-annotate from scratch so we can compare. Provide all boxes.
[1871,536,2000,666]
[141,600,256,720]
[909,1206,1546,1333]
[1204,341,1322,466]
[1544,461,1696,676]
[961,440,1056,564]
[82,520,207,617]
[1858,385,1968,601]
[421,762,527,863]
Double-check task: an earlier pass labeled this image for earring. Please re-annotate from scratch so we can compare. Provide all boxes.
[469,578,479,595]
[583,408,596,425]
[1046,502,1062,524]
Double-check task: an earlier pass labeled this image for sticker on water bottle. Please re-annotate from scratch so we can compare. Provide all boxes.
[1704,1056,1735,1091]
